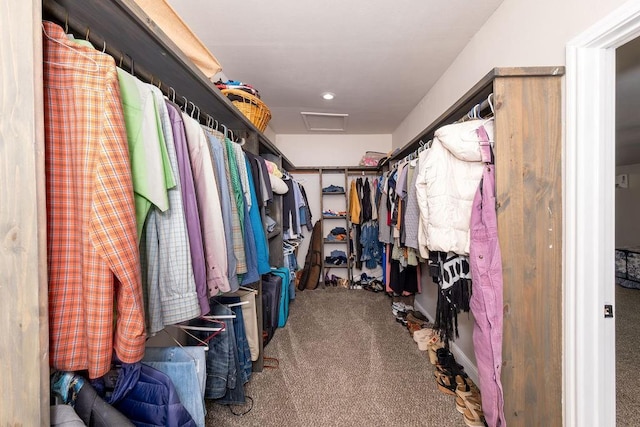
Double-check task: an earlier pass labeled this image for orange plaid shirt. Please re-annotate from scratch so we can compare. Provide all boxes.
[43,22,145,378]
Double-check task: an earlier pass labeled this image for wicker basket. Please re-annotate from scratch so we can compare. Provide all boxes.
[221,88,272,132]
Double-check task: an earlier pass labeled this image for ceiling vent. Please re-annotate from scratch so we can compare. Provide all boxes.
[300,112,349,132]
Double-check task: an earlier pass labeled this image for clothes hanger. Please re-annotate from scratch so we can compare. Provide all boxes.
[42,22,99,72]
[487,93,495,116]
[168,87,176,103]
[226,301,249,308]
[174,317,227,345]
[181,96,188,113]
[203,298,237,320]
[162,327,210,352]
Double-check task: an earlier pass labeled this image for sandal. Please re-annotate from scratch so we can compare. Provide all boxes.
[455,375,482,414]
[463,404,486,427]
[436,348,465,372]
[436,373,458,396]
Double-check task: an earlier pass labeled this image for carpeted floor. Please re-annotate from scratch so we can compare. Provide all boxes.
[204,287,467,426]
[616,284,640,426]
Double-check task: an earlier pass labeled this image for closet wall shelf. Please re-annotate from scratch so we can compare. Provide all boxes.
[389,66,565,162]
[42,0,293,170]
[322,215,347,219]
[292,166,380,172]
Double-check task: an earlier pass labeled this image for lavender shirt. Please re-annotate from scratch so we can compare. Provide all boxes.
[165,101,210,315]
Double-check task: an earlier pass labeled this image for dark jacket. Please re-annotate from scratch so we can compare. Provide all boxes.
[108,363,196,427]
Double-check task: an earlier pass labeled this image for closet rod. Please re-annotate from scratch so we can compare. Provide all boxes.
[457,93,494,123]
[42,0,233,136]
[397,93,494,164]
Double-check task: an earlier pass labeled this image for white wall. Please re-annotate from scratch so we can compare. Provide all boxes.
[275,134,391,167]
[392,0,629,149]
[616,164,640,247]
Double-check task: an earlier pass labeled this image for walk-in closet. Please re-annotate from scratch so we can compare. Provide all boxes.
[3,0,638,426]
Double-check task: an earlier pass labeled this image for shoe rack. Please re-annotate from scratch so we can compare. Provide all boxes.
[319,167,352,287]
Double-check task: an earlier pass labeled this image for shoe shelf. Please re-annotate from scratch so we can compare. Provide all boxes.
[319,168,352,287]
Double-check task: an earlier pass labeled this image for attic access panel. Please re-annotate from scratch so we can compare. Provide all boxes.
[301,112,349,132]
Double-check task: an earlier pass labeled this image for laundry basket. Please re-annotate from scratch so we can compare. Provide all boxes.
[221,88,272,132]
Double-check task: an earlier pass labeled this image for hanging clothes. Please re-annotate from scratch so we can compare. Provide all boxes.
[245,156,271,274]
[44,21,145,378]
[116,67,174,241]
[415,119,493,257]
[140,87,200,335]
[206,132,241,291]
[218,134,248,278]
[469,124,506,427]
[165,101,210,316]
[182,113,230,295]
[403,157,421,250]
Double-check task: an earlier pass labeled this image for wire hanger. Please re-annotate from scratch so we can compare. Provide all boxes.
[488,93,495,115]
[168,87,176,103]
[162,327,210,352]
[227,301,249,308]
[42,22,99,72]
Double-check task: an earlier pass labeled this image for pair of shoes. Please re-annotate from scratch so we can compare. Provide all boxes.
[436,347,465,373]
[455,376,482,413]
[407,321,423,336]
[395,312,408,325]
[337,278,349,288]
[413,328,437,351]
[392,302,413,316]
[364,280,384,293]
[407,310,428,322]
[51,371,85,405]
[436,372,458,396]
[324,274,342,286]
[427,336,445,365]
[406,311,431,328]
[455,377,485,427]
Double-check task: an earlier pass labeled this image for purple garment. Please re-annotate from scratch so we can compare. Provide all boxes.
[165,101,209,315]
[469,125,505,427]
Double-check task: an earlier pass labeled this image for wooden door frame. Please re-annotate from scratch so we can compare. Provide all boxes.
[565,1,640,425]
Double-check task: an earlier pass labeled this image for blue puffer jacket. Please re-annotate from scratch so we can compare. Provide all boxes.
[108,362,196,427]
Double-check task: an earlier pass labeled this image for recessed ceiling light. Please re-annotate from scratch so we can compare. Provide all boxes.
[322,92,335,100]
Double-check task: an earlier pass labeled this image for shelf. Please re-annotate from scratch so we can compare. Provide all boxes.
[322,191,346,195]
[323,239,347,244]
[322,215,347,219]
[42,0,294,171]
[323,264,349,268]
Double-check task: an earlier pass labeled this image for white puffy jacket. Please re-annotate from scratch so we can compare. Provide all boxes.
[415,119,494,256]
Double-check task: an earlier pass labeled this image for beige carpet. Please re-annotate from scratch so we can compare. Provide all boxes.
[616,284,640,426]
[204,287,466,426]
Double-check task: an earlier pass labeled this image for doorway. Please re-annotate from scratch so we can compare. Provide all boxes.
[565,2,640,426]
[614,35,640,425]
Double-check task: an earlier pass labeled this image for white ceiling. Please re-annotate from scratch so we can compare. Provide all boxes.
[166,0,504,135]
